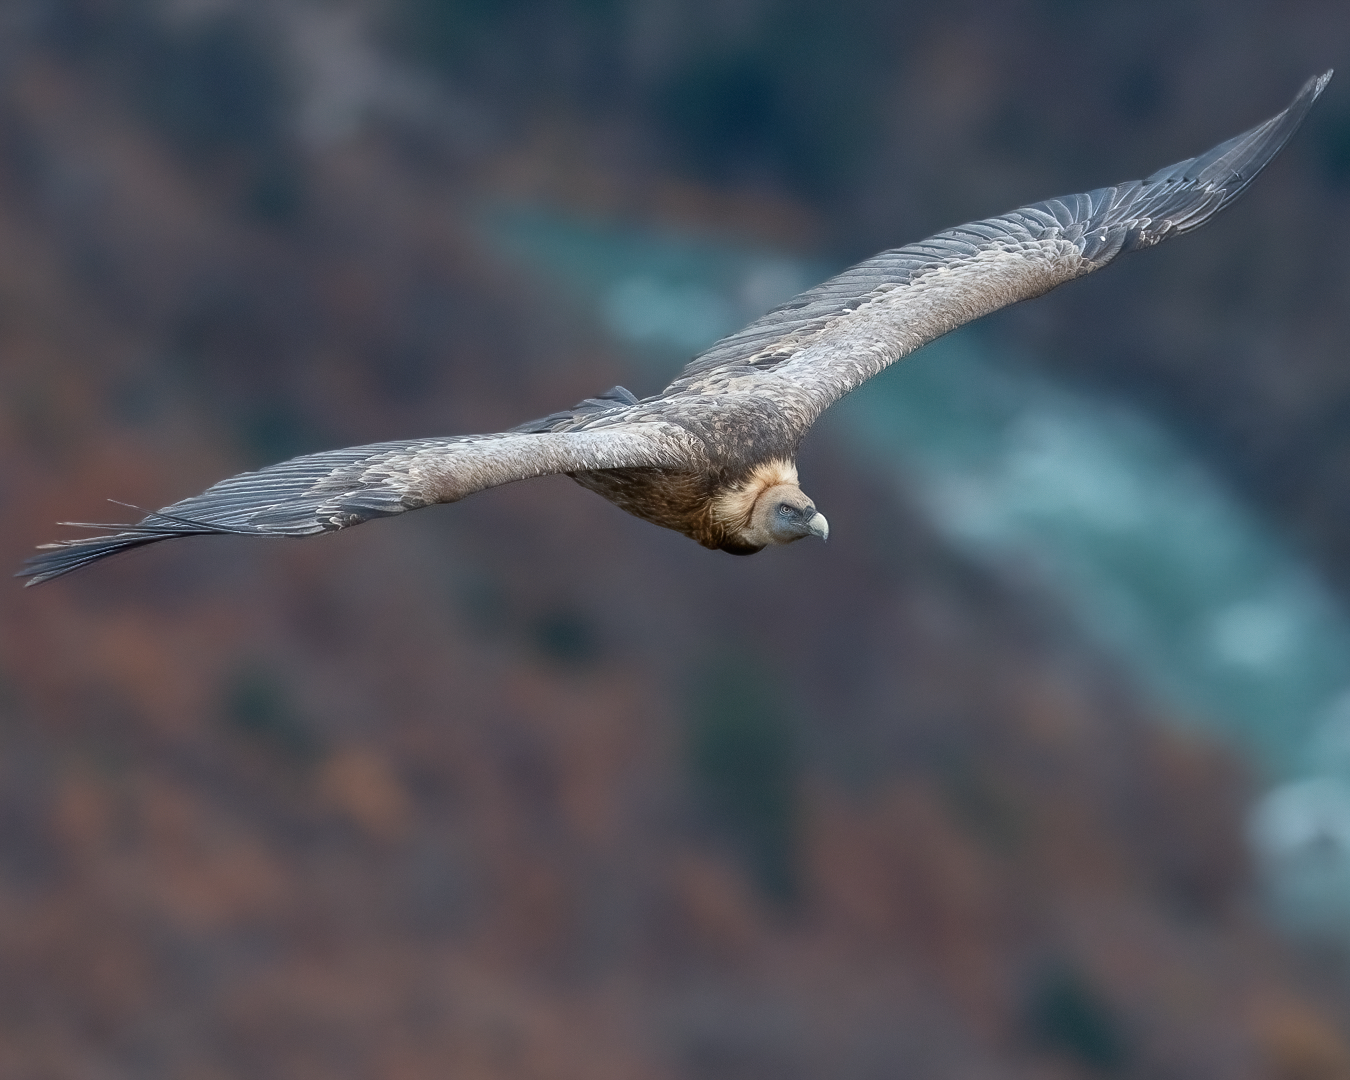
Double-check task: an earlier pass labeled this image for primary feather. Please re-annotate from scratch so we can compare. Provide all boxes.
[20,72,1331,585]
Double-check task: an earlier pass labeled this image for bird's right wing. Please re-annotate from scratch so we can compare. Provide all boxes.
[19,420,703,585]
[665,71,1331,433]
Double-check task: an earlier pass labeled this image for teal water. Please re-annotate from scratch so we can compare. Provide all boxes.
[838,335,1350,778]
[479,206,1350,936]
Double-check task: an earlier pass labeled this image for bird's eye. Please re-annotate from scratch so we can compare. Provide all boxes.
[777,504,793,517]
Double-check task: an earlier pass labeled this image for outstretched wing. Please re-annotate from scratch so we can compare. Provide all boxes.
[665,71,1331,430]
[20,420,702,585]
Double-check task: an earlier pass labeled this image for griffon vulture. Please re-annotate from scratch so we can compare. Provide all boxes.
[19,72,1332,585]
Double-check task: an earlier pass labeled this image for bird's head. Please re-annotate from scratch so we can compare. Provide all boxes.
[710,460,828,554]
[744,482,829,547]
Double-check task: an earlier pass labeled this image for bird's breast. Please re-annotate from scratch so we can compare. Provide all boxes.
[569,466,723,544]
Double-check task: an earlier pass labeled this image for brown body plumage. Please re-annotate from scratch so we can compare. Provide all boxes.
[572,458,813,554]
[18,73,1331,585]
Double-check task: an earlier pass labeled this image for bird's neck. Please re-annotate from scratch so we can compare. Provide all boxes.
[709,459,798,533]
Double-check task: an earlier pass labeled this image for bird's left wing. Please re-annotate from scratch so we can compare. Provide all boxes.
[20,420,703,584]
[664,71,1330,430]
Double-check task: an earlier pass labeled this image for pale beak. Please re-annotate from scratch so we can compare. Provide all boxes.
[807,512,829,541]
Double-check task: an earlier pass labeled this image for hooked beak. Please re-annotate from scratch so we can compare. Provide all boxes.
[806,511,829,541]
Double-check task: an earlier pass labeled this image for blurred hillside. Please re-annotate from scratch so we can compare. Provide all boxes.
[3,1,1350,1077]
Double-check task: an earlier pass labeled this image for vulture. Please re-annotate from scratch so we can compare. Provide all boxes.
[19,72,1331,585]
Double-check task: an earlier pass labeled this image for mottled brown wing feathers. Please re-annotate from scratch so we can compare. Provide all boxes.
[510,385,641,434]
[665,71,1330,426]
[19,423,702,585]
[20,74,1330,584]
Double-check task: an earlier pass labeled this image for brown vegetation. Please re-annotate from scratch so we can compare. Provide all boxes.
[2,2,1350,1076]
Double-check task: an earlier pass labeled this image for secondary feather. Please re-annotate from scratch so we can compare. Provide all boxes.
[19,72,1331,584]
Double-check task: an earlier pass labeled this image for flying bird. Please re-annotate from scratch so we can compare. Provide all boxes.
[19,72,1332,585]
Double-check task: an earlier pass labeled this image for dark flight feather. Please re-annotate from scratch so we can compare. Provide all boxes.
[19,72,1331,585]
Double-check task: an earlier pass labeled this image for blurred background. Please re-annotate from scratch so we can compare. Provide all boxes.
[3,1,1350,1076]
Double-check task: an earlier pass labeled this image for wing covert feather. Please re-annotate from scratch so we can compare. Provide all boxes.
[665,71,1330,427]
[19,422,702,584]
[20,73,1330,583]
